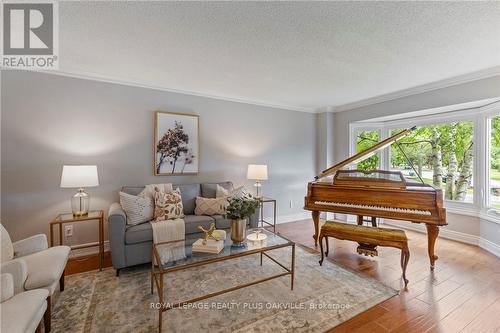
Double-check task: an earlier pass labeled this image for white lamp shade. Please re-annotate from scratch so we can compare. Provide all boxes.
[60,165,99,188]
[247,164,268,180]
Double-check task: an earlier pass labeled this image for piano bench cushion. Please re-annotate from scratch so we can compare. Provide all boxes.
[322,220,408,243]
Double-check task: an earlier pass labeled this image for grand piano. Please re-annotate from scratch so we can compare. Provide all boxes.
[304,127,447,269]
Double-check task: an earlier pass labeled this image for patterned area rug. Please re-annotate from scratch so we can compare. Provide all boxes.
[52,246,397,333]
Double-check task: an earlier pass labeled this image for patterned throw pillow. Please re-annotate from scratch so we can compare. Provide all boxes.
[153,187,185,221]
[216,185,246,199]
[194,197,228,216]
[119,192,154,225]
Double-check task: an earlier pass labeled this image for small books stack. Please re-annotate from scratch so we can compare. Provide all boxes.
[192,239,224,254]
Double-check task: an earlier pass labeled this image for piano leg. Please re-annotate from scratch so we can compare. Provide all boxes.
[312,211,320,246]
[426,224,439,270]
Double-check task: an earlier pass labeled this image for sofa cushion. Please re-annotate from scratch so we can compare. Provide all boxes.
[184,215,216,234]
[125,222,152,244]
[125,215,215,244]
[122,184,200,215]
[0,288,48,333]
[211,215,231,229]
[212,215,250,229]
[0,224,14,263]
[1,273,14,302]
[177,184,200,215]
[201,182,233,198]
[22,246,70,290]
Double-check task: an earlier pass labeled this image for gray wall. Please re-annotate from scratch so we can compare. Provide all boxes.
[333,75,500,161]
[480,219,500,252]
[1,71,316,243]
[316,112,334,174]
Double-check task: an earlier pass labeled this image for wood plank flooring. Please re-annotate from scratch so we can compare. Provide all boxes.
[274,219,500,333]
[66,219,500,332]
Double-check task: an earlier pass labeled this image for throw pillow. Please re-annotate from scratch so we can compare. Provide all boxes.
[215,184,229,198]
[216,185,246,199]
[140,183,174,199]
[154,187,185,221]
[119,192,154,225]
[194,197,228,216]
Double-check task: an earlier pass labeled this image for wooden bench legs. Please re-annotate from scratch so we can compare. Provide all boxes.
[318,234,330,266]
[319,234,325,266]
[401,247,410,287]
[318,235,410,287]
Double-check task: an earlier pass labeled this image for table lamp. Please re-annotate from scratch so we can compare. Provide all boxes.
[60,165,99,217]
[247,164,268,198]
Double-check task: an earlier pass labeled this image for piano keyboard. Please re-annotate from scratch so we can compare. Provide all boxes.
[314,201,432,216]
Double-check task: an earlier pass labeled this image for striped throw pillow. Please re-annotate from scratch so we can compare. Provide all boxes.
[119,191,154,225]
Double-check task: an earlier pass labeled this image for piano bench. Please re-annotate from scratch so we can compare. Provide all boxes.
[318,220,410,286]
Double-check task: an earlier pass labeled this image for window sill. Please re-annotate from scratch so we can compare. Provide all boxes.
[444,202,478,217]
[479,211,500,225]
[443,204,500,225]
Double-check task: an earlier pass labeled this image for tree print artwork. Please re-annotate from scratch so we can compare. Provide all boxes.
[154,112,199,175]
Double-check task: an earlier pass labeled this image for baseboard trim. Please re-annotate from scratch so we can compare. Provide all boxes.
[382,220,480,246]
[275,212,311,224]
[68,240,110,258]
[479,238,500,258]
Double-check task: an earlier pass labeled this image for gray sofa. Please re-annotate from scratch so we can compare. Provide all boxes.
[108,181,258,275]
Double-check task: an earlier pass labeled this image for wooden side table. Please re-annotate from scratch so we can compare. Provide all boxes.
[259,197,277,233]
[50,210,105,271]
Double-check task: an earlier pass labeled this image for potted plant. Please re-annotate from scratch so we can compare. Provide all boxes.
[225,194,260,247]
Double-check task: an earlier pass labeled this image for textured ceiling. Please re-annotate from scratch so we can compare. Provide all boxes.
[58,1,500,111]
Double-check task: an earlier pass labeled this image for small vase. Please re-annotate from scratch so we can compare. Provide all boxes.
[230,219,247,247]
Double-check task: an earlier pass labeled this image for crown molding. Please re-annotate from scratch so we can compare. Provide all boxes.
[330,66,500,113]
[39,69,316,113]
[36,66,500,115]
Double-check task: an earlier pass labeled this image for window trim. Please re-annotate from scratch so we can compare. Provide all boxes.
[351,127,382,169]
[349,100,500,221]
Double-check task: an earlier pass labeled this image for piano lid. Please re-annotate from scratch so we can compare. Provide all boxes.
[315,126,416,181]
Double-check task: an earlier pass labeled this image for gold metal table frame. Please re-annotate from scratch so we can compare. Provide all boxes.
[259,197,277,233]
[49,210,105,271]
[151,232,295,332]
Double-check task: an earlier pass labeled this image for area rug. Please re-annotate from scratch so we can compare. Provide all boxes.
[52,246,397,333]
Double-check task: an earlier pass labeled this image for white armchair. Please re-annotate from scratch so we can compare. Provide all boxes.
[1,224,70,332]
[1,272,48,333]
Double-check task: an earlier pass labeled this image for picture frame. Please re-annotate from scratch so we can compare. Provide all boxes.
[154,111,199,175]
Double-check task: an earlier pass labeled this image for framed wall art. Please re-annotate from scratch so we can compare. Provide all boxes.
[154,111,199,175]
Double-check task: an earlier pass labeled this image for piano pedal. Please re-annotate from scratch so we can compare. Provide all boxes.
[357,245,378,257]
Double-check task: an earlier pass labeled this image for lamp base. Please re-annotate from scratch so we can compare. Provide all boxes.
[253,181,262,198]
[71,188,90,217]
[72,211,89,218]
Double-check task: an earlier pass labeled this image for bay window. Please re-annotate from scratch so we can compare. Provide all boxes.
[489,116,500,209]
[390,122,474,203]
[355,130,380,171]
[350,100,500,217]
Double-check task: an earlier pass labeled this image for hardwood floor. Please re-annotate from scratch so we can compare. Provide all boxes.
[275,219,500,333]
[66,219,500,332]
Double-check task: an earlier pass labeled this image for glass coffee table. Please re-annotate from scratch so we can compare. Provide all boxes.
[151,229,295,332]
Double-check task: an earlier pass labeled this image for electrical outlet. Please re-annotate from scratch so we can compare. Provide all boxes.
[65,225,73,237]
[289,200,293,208]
